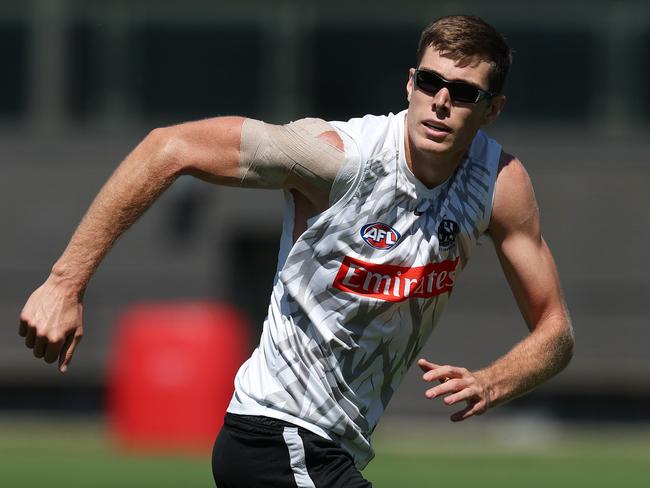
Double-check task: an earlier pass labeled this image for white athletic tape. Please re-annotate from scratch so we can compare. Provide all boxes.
[239,118,344,190]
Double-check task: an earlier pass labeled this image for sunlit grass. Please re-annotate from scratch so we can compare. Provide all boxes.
[1,415,649,487]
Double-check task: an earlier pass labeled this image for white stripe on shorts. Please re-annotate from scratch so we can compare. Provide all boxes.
[282,426,316,488]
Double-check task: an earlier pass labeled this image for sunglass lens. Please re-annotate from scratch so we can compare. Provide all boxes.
[449,83,479,103]
[416,71,443,95]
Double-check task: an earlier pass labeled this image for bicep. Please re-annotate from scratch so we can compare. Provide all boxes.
[489,155,567,330]
[493,232,566,330]
[165,116,245,185]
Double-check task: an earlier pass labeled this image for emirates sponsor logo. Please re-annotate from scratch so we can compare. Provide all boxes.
[333,256,460,302]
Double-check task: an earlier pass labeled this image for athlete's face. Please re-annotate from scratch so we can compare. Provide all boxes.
[405,47,505,168]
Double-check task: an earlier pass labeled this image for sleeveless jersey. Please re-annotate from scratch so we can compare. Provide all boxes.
[227,110,502,468]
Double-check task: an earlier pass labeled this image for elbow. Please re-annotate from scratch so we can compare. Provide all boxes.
[143,126,188,178]
[558,318,575,368]
[566,326,575,363]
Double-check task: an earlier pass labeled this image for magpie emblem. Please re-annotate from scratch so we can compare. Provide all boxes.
[438,219,459,250]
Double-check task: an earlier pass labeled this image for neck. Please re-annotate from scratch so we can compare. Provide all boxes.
[404,129,465,189]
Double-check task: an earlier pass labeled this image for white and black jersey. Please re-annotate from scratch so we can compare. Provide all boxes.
[227,110,502,469]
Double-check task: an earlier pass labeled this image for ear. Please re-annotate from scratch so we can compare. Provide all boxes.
[406,68,415,103]
[483,94,506,125]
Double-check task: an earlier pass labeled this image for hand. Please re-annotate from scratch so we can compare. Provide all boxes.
[418,358,491,422]
[19,277,84,374]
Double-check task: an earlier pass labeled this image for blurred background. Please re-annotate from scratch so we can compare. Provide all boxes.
[1,0,649,486]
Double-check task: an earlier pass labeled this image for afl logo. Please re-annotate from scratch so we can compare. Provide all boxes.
[438,219,459,249]
[360,222,401,250]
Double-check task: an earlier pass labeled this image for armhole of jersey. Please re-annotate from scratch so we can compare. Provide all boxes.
[275,190,297,281]
[327,126,366,209]
[481,137,504,236]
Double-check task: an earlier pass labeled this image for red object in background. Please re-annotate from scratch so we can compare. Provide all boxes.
[106,301,250,452]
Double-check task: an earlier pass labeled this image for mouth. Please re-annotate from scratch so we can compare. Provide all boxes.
[422,120,452,133]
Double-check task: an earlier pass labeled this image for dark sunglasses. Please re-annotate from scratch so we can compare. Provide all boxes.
[413,69,497,104]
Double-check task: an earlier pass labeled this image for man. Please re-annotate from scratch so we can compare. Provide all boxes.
[19,15,573,487]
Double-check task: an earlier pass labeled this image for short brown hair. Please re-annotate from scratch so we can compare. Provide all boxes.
[417,15,512,93]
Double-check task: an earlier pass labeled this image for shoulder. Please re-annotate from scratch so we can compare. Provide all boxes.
[495,151,533,196]
[489,150,540,238]
[329,111,403,160]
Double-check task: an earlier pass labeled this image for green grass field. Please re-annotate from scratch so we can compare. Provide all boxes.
[1,415,648,487]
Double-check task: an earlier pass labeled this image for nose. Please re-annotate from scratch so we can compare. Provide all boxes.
[431,87,452,115]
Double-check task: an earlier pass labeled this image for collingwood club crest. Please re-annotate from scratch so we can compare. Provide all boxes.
[437,218,459,250]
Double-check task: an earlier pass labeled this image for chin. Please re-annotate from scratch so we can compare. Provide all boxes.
[416,134,454,155]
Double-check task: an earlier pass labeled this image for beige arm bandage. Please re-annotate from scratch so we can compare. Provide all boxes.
[239,118,344,191]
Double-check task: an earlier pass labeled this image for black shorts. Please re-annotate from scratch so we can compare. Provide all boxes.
[212,413,372,488]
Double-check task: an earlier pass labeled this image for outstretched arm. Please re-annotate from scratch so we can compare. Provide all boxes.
[53,118,245,295]
[19,116,343,372]
[19,117,244,372]
[419,152,574,421]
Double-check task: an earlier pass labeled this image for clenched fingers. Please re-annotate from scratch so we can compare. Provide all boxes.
[33,334,48,358]
[24,325,36,349]
[19,280,85,373]
[22,314,60,360]
[44,339,65,364]
[19,318,29,337]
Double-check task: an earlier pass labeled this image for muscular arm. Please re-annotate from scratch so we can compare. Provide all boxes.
[419,152,574,420]
[476,152,574,405]
[54,118,245,294]
[19,116,343,372]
